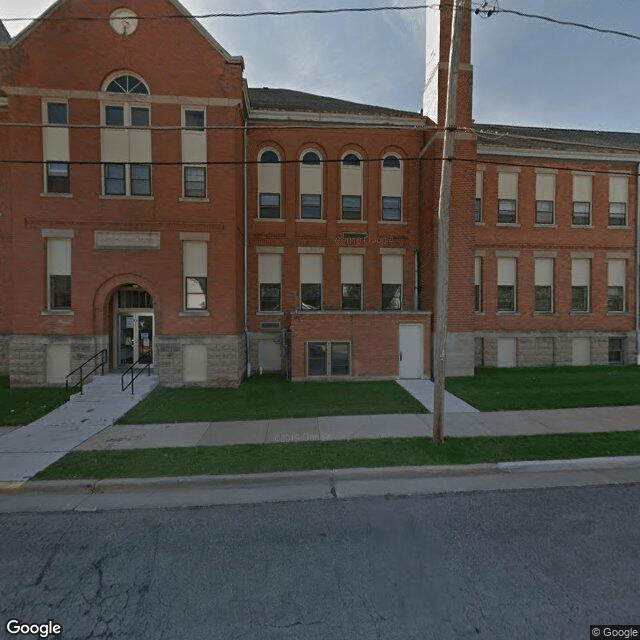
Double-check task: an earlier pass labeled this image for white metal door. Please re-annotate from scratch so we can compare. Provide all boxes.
[399,324,422,378]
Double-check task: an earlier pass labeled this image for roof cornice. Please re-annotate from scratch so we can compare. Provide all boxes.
[248,108,425,129]
[478,144,640,164]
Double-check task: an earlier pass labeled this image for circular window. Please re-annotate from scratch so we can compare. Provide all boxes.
[110,8,139,36]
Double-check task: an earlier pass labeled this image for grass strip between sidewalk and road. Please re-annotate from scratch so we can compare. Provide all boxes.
[0,377,72,426]
[118,375,426,424]
[446,365,640,412]
[33,430,640,481]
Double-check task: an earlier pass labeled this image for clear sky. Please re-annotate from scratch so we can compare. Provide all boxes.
[1,0,639,132]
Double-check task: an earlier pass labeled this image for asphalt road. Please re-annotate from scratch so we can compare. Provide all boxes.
[1,485,639,639]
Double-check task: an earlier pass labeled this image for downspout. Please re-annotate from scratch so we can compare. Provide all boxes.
[244,122,251,377]
[636,162,640,364]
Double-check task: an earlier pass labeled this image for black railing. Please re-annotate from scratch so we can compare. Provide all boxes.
[121,357,152,395]
[65,349,108,394]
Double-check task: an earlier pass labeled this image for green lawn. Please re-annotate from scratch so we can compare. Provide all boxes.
[446,365,640,412]
[118,374,426,424]
[33,430,640,480]
[0,377,72,426]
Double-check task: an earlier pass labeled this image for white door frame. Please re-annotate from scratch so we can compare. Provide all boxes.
[398,323,423,379]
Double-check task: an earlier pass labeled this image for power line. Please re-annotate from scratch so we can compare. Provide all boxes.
[3,119,639,157]
[1,3,639,42]
[0,154,638,178]
[493,8,640,42]
[1,4,442,23]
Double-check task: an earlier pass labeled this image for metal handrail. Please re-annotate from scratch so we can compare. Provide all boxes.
[121,357,152,395]
[65,349,108,394]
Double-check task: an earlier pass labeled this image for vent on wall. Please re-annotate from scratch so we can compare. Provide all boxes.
[261,321,281,330]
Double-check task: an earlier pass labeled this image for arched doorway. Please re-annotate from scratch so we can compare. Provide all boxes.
[113,284,154,368]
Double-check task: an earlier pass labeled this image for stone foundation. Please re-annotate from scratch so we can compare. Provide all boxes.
[9,334,108,387]
[0,334,9,376]
[474,331,637,369]
[155,334,245,388]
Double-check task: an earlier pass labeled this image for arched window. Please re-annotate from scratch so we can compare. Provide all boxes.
[101,74,151,197]
[342,153,361,167]
[260,150,280,164]
[258,149,281,218]
[300,150,323,219]
[302,151,321,165]
[381,154,403,221]
[382,155,401,169]
[106,75,149,95]
[341,151,363,220]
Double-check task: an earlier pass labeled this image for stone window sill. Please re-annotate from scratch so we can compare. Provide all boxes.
[41,310,74,316]
[179,310,210,317]
[100,195,154,201]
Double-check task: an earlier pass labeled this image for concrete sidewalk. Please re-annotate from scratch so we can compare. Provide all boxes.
[0,372,158,482]
[2,375,640,508]
[74,404,640,452]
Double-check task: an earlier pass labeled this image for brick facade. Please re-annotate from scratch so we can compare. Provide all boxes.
[0,0,638,388]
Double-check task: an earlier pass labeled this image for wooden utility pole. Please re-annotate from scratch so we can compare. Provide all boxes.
[433,0,467,443]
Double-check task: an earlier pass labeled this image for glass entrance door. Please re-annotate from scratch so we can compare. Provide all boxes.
[118,313,154,367]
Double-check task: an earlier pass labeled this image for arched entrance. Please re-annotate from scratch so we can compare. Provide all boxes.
[113,284,154,368]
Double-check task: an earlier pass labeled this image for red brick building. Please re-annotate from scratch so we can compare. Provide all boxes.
[0,0,637,388]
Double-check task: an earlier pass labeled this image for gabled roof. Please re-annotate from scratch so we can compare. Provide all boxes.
[3,0,243,66]
[0,20,10,43]
[476,123,640,158]
[248,87,420,119]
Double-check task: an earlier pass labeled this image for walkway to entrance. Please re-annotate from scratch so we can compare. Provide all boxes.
[396,378,478,413]
[0,373,158,483]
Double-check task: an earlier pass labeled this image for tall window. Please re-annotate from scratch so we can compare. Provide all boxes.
[381,254,402,310]
[609,176,628,226]
[571,258,590,312]
[183,241,208,310]
[475,170,483,222]
[534,258,554,313]
[607,259,626,312]
[497,257,516,312]
[300,253,323,311]
[341,153,363,220]
[381,154,402,221]
[259,253,282,312]
[43,101,70,194]
[47,238,71,310]
[497,172,518,224]
[535,172,555,225]
[258,150,281,218]
[102,74,152,197]
[474,256,482,312]
[341,254,363,310]
[572,174,592,226]
[300,151,322,219]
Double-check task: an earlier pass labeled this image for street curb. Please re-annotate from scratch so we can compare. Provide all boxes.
[2,455,640,496]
